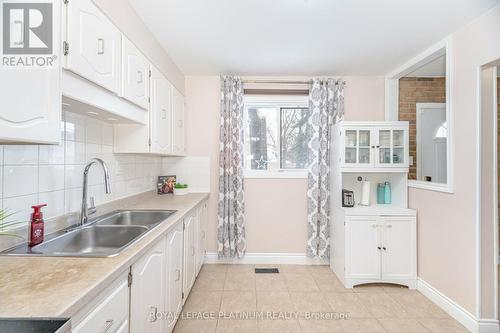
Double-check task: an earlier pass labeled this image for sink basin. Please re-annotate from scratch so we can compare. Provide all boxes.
[28,225,148,257]
[1,209,177,257]
[95,210,176,228]
[0,318,70,333]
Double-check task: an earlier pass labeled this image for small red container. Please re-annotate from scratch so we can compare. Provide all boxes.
[29,204,47,247]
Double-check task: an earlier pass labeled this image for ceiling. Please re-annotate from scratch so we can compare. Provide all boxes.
[128,0,500,76]
[405,55,446,77]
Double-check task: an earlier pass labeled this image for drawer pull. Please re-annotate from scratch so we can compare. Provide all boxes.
[175,269,181,281]
[101,319,114,333]
[385,225,393,228]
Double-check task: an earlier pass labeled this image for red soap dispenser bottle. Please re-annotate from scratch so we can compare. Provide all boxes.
[29,204,47,247]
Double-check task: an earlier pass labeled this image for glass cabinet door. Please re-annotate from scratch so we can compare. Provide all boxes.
[344,129,372,165]
[377,128,406,166]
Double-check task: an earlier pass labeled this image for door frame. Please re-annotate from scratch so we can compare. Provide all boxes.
[416,102,447,181]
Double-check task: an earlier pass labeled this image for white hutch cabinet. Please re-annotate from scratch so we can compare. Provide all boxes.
[330,121,417,289]
[341,122,409,171]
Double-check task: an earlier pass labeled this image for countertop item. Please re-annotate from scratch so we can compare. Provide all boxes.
[0,192,209,318]
[0,318,70,333]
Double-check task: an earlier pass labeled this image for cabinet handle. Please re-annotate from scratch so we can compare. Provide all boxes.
[175,269,181,281]
[202,231,206,239]
[377,246,382,250]
[191,246,195,256]
[371,224,378,228]
[137,70,143,84]
[97,38,105,55]
[161,108,167,119]
[178,119,183,128]
[383,247,387,251]
[101,319,114,333]
[385,225,393,228]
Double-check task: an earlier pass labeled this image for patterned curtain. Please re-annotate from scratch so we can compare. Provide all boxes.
[306,78,345,259]
[217,76,246,259]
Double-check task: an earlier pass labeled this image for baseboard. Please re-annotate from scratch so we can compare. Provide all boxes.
[417,278,499,333]
[204,252,328,265]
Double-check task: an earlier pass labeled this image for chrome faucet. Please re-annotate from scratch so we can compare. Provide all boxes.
[80,158,111,226]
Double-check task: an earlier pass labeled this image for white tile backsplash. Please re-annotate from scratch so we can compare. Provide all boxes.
[3,145,39,165]
[162,156,210,193]
[0,111,162,227]
[39,165,65,192]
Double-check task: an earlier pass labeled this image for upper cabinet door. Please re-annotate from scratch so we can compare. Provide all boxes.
[342,128,373,167]
[121,36,150,109]
[150,67,172,154]
[172,89,185,156]
[375,127,409,168]
[0,1,61,144]
[66,0,121,94]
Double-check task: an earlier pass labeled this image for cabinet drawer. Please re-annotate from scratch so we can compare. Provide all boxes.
[72,275,129,333]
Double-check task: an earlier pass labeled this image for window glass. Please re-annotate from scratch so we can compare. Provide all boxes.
[244,99,310,172]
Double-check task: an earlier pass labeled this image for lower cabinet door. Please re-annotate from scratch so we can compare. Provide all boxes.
[165,223,184,333]
[130,238,166,333]
[345,216,381,280]
[72,273,129,333]
[197,202,208,274]
[183,214,196,298]
[380,217,416,280]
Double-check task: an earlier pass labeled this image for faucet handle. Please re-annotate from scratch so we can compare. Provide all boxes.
[88,196,97,215]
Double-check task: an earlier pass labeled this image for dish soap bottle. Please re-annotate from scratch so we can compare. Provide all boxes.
[383,182,392,204]
[29,204,47,247]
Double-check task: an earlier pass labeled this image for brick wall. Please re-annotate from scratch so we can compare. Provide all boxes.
[398,77,446,180]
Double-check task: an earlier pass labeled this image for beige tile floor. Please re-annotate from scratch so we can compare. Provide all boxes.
[173,264,469,333]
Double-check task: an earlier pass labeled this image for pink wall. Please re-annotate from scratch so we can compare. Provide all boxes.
[93,0,185,93]
[184,76,385,254]
[408,5,500,316]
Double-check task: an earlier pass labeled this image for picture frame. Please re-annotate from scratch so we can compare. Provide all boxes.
[157,175,176,194]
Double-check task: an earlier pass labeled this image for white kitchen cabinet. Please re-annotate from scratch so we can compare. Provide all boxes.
[196,202,208,275]
[345,216,381,281]
[165,223,184,333]
[333,213,417,289]
[65,0,121,94]
[183,213,197,298]
[121,36,150,109]
[0,2,61,144]
[172,89,186,156]
[339,122,409,171]
[113,66,185,156]
[380,217,417,281]
[72,272,129,333]
[130,238,166,333]
[150,67,173,154]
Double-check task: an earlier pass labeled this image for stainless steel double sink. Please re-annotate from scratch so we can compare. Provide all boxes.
[1,210,176,258]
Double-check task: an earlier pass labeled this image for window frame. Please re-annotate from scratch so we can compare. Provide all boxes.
[243,95,310,179]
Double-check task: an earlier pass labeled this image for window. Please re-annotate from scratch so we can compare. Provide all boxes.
[244,96,310,177]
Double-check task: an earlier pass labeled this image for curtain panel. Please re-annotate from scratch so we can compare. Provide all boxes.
[306,78,345,259]
[217,75,246,259]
